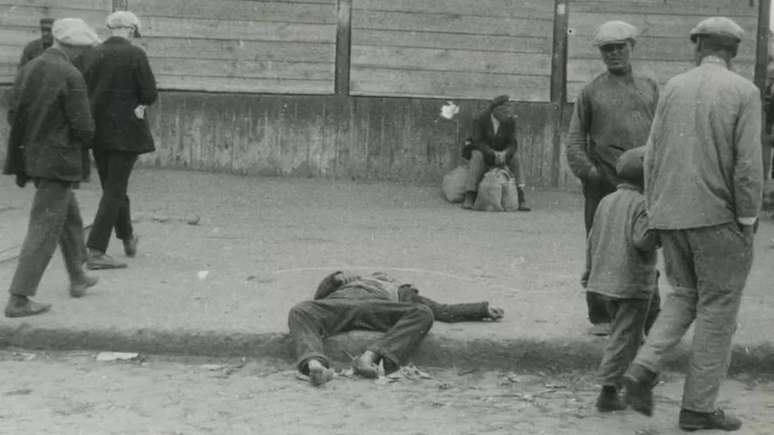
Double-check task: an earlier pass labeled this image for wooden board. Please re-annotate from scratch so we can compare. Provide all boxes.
[131,0,338,94]
[350,0,555,100]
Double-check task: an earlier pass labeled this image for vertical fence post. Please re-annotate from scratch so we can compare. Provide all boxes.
[755,0,771,177]
[335,0,352,96]
[550,0,569,187]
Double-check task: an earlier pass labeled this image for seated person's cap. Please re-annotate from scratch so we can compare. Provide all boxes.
[52,18,101,47]
[40,18,54,28]
[616,147,646,183]
[106,10,142,37]
[689,17,744,42]
[489,94,510,110]
[593,20,638,47]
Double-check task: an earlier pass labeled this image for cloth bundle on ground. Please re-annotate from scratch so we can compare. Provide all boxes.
[441,164,468,203]
[473,167,519,212]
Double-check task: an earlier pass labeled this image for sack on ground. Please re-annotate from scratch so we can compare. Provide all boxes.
[441,164,468,203]
[473,167,519,212]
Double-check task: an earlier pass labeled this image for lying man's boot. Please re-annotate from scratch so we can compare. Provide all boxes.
[622,363,658,417]
[461,191,476,210]
[596,386,627,412]
[69,274,99,298]
[679,409,742,432]
[122,235,139,258]
[353,351,380,378]
[87,250,127,270]
[4,295,52,318]
[307,358,335,387]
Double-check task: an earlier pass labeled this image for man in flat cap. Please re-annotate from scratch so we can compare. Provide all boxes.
[78,11,157,269]
[566,20,660,336]
[17,18,55,68]
[3,18,101,317]
[461,95,530,211]
[622,17,761,432]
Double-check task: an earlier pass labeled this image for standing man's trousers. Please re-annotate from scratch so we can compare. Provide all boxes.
[632,223,753,413]
[8,179,86,297]
[582,177,618,325]
[464,150,525,192]
[87,150,138,252]
[288,298,434,374]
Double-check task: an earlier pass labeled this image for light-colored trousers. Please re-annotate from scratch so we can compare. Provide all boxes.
[633,223,753,412]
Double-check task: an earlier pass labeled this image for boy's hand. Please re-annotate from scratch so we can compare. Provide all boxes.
[487,306,505,321]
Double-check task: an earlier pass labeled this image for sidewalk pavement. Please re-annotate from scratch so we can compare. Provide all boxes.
[1,170,773,373]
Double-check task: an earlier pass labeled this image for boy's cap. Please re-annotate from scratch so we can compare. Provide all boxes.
[616,147,646,182]
[40,18,55,28]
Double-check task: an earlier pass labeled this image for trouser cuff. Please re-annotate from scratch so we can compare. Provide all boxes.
[295,352,330,375]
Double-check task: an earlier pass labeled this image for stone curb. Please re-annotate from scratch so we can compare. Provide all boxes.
[1,325,773,375]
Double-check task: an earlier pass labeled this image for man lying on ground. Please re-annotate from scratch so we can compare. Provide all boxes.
[288,271,504,386]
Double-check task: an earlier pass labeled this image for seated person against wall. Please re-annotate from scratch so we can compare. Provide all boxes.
[288,270,504,386]
[462,95,530,211]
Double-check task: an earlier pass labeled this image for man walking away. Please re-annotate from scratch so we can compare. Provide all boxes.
[622,17,763,432]
[80,11,157,270]
[18,18,55,68]
[3,18,101,317]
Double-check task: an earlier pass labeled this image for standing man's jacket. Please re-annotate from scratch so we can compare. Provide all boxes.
[644,58,763,229]
[78,36,157,154]
[3,48,94,182]
[566,73,659,186]
[470,111,518,166]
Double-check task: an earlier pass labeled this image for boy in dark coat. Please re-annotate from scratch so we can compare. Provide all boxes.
[581,147,660,411]
[289,270,504,386]
[3,18,101,317]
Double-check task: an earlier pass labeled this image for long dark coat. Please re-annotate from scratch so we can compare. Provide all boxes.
[79,36,157,154]
[3,48,94,182]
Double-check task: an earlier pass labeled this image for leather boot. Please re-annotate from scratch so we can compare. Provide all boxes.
[517,186,531,211]
[622,363,658,416]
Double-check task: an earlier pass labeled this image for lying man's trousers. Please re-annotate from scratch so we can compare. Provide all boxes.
[596,293,660,387]
[289,297,434,373]
[632,223,753,413]
[8,179,86,297]
[464,149,525,192]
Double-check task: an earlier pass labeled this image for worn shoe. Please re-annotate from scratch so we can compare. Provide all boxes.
[87,252,127,270]
[596,387,627,412]
[588,323,611,336]
[5,297,52,318]
[461,191,476,210]
[123,235,139,258]
[309,365,335,387]
[517,204,531,212]
[622,364,657,417]
[679,409,742,432]
[69,274,99,298]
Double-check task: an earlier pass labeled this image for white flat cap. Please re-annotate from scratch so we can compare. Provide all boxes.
[593,20,638,47]
[106,10,142,37]
[689,17,744,42]
[52,18,101,46]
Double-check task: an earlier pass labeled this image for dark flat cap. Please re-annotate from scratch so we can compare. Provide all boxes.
[40,17,55,27]
[489,95,510,110]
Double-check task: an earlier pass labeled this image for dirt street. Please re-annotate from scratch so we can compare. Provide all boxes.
[0,350,772,435]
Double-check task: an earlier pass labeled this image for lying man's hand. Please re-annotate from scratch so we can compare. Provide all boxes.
[335,271,359,285]
[487,306,505,321]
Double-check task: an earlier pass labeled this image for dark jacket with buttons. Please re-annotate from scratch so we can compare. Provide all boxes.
[471,110,518,166]
[78,36,157,154]
[3,48,94,182]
